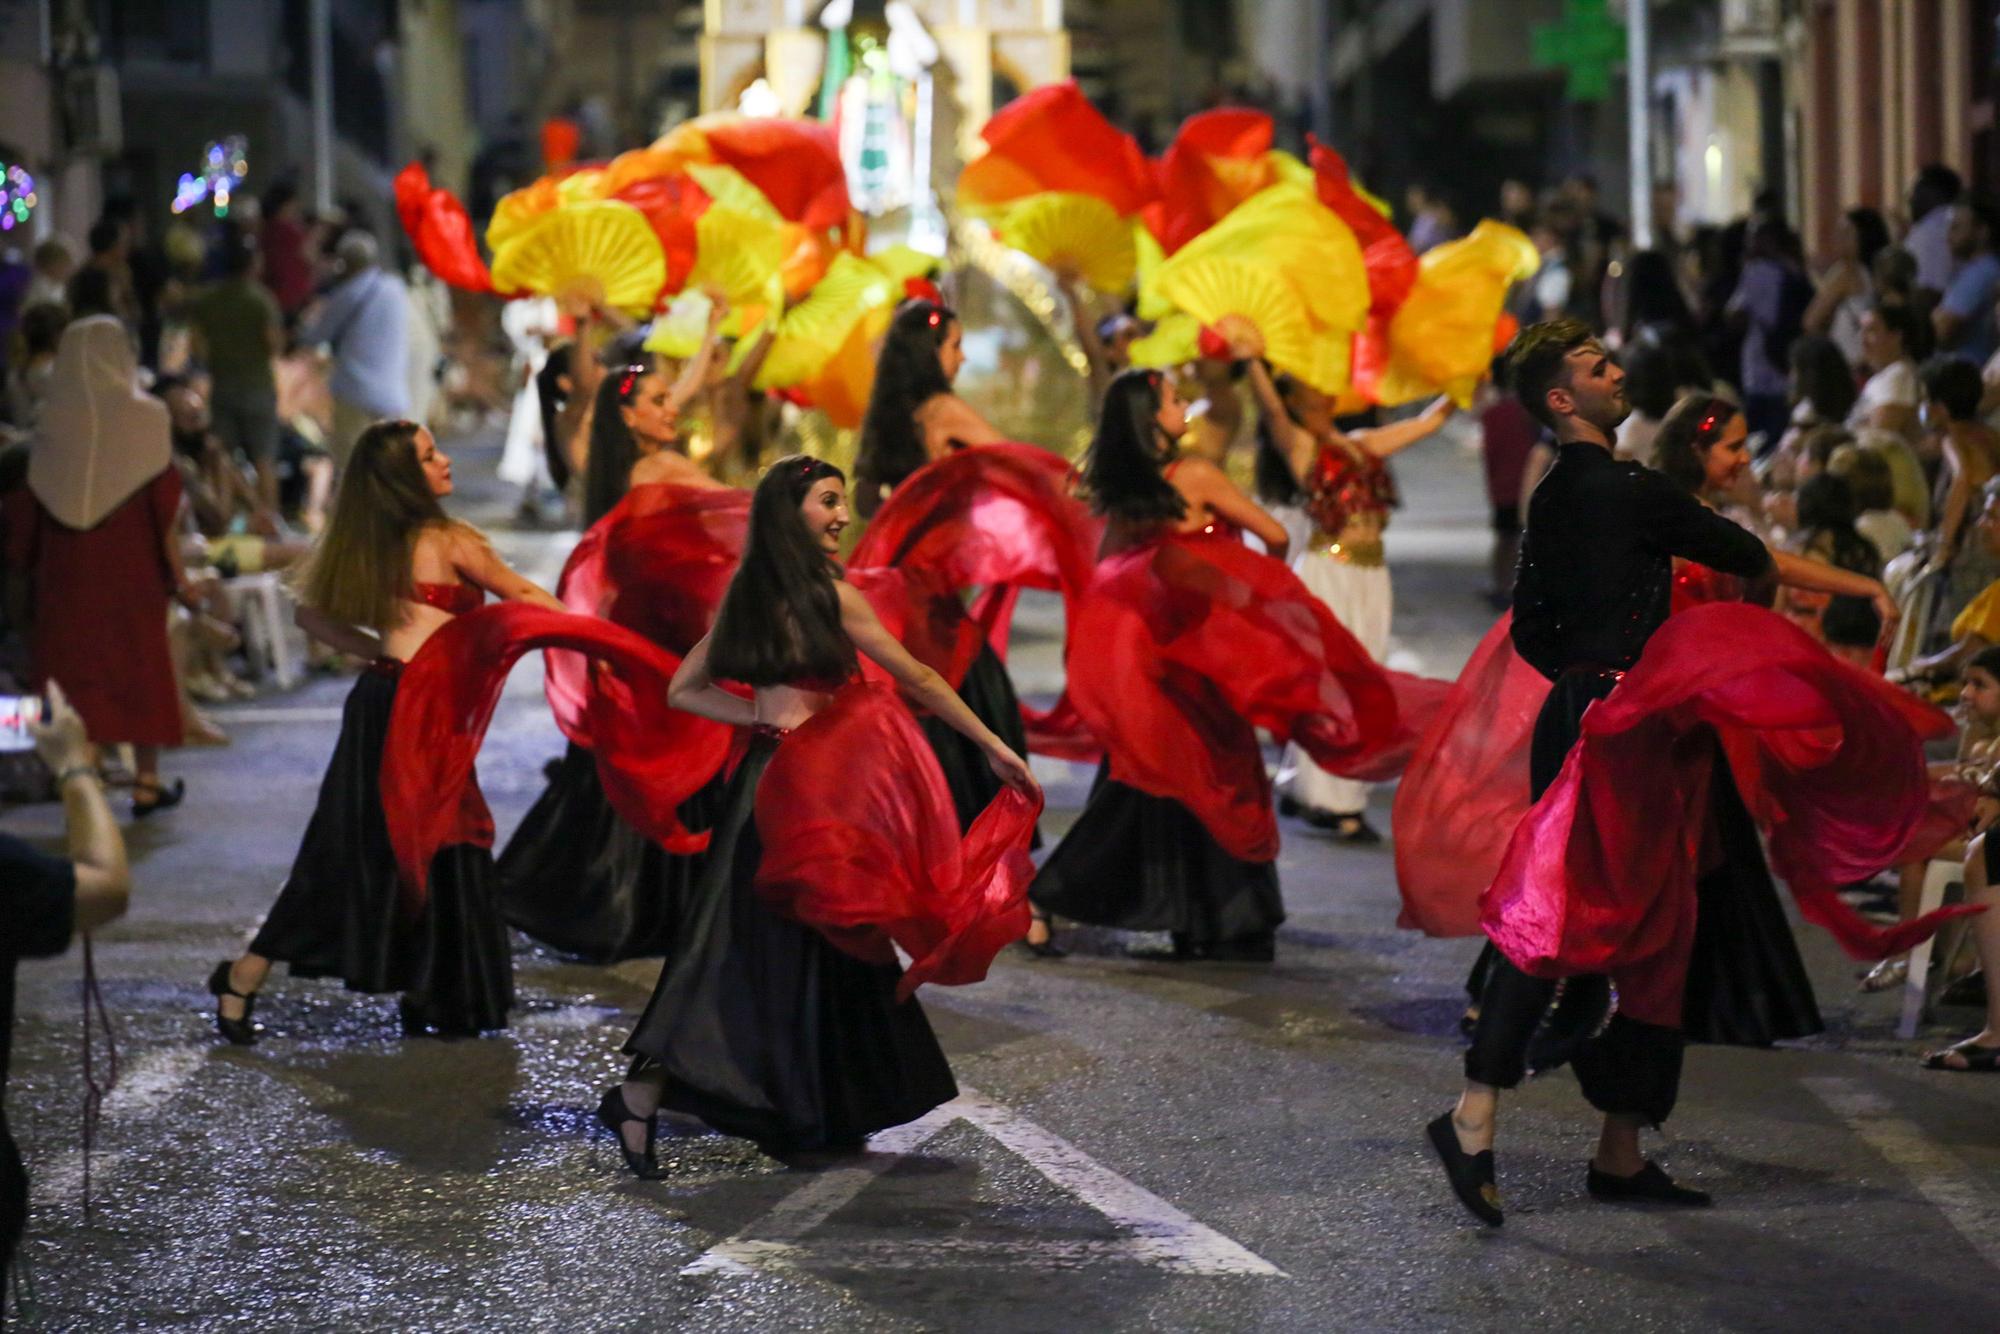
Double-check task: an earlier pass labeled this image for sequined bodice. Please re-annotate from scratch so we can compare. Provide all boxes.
[1304,443,1397,536]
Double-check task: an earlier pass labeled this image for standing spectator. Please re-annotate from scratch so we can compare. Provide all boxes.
[1935,200,2000,366]
[1498,178,1535,231]
[98,198,170,370]
[1525,217,1573,322]
[3,316,194,814]
[1729,219,1814,449]
[257,182,316,320]
[298,232,410,465]
[1478,369,1539,606]
[1,682,132,1277]
[1616,248,1697,348]
[183,230,284,510]
[71,218,138,332]
[23,237,75,310]
[1405,183,1458,254]
[1905,164,1965,298]
[4,302,66,436]
[1803,206,1890,367]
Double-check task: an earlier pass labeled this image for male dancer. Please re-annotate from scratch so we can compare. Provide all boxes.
[1427,319,1775,1225]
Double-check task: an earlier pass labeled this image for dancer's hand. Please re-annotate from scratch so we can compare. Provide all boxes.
[1873,587,1901,631]
[985,742,1039,797]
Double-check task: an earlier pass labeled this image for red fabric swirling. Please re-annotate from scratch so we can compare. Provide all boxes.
[1144,107,1275,255]
[956,80,1157,218]
[385,604,728,906]
[849,443,1106,759]
[1066,533,1435,862]
[700,117,852,232]
[753,682,1040,999]
[1480,603,1980,1028]
[392,162,495,294]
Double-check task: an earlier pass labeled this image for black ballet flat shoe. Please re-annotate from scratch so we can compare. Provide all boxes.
[132,777,186,818]
[1278,795,1305,819]
[1019,915,1067,959]
[207,961,260,1046]
[1585,1160,1712,1208]
[597,1086,666,1180]
[1426,1112,1502,1226]
[1326,812,1383,845]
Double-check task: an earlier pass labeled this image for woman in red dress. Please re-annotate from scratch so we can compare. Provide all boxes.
[6,315,197,814]
[206,420,564,1042]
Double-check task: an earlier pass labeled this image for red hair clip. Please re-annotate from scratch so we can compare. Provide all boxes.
[616,364,646,400]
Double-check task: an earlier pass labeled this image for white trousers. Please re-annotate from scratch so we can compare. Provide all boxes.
[1285,550,1392,813]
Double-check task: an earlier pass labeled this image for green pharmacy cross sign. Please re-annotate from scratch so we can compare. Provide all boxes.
[1532,0,1627,102]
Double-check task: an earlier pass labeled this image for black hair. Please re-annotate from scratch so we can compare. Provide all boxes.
[1789,335,1858,423]
[218,227,258,278]
[86,218,122,256]
[536,342,576,491]
[66,267,116,319]
[1912,164,1964,216]
[1620,339,1681,420]
[581,355,664,526]
[1821,595,1882,650]
[1970,645,2000,680]
[1503,317,1597,431]
[1651,393,1741,495]
[1844,207,1890,269]
[1078,368,1188,525]
[1965,197,2000,249]
[1922,355,1984,423]
[263,181,299,215]
[1871,300,1934,362]
[854,299,955,516]
[1252,369,1307,506]
[1794,473,1882,578]
[705,454,859,687]
[1620,249,1692,338]
[17,301,68,357]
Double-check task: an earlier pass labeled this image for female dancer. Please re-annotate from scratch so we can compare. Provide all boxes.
[601,455,1038,1168]
[1031,369,1301,962]
[1240,338,1453,841]
[500,346,730,962]
[208,420,563,1041]
[852,298,1055,949]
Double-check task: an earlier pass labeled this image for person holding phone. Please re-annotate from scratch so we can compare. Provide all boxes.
[2,681,132,1277]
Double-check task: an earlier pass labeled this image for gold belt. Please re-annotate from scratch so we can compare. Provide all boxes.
[1311,532,1386,567]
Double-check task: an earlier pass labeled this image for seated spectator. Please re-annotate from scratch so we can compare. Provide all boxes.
[2,681,132,1274]
[1922,356,2000,621]
[1793,473,1882,578]
[1835,445,1915,565]
[1934,199,2000,366]
[1804,206,1890,366]
[1925,645,2000,1065]
[1905,477,2000,685]
[1850,301,1933,447]
[1822,594,1884,669]
[1768,335,1859,480]
[1873,246,1921,312]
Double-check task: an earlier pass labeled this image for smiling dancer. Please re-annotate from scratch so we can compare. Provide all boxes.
[208,421,563,1042]
[599,455,1040,1170]
[1427,320,1778,1222]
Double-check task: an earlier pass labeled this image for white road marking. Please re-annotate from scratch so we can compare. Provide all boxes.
[1804,1076,2000,1271]
[683,1084,1284,1279]
[31,1043,208,1206]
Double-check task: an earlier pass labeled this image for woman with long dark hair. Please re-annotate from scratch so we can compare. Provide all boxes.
[1804,205,1890,366]
[500,340,732,963]
[850,296,1057,948]
[1240,336,1452,842]
[207,420,563,1041]
[853,298,1004,517]
[1032,369,1363,963]
[599,454,1038,1169]
[1617,248,1696,347]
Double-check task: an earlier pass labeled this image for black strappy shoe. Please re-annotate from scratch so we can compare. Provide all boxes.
[133,777,186,818]
[1020,911,1066,959]
[207,961,259,1046]
[597,1086,666,1179]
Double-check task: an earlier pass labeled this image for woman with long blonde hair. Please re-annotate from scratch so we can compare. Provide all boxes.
[206,419,562,1042]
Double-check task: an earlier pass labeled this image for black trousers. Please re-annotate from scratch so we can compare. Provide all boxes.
[1462,667,1685,1125]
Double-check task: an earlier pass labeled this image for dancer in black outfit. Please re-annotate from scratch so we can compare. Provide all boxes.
[499,348,727,961]
[208,421,564,1041]
[1428,321,1778,1224]
[599,455,1038,1172]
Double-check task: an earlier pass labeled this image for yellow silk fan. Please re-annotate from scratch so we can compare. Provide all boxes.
[1153,254,1315,380]
[1133,224,1172,321]
[1124,312,1201,370]
[995,193,1136,293]
[756,252,896,391]
[1380,220,1540,407]
[489,200,666,316]
[867,244,940,292]
[555,168,611,206]
[1167,184,1367,337]
[686,162,783,224]
[486,176,562,252]
[643,290,715,359]
[685,205,790,309]
[1293,327,1353,398]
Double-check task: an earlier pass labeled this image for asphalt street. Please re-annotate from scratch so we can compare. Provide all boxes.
[8,424,1999,1332]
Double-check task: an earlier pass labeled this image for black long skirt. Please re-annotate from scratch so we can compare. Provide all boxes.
[497,742,723,963]
[1464,671,1822,1047]
[622,736,958,1151]
[251,667,512,1034]
[919,642,1042,848]
[1030,762,1284,956]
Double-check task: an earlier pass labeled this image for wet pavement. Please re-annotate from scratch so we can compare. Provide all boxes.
[9,422,2000,1331]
